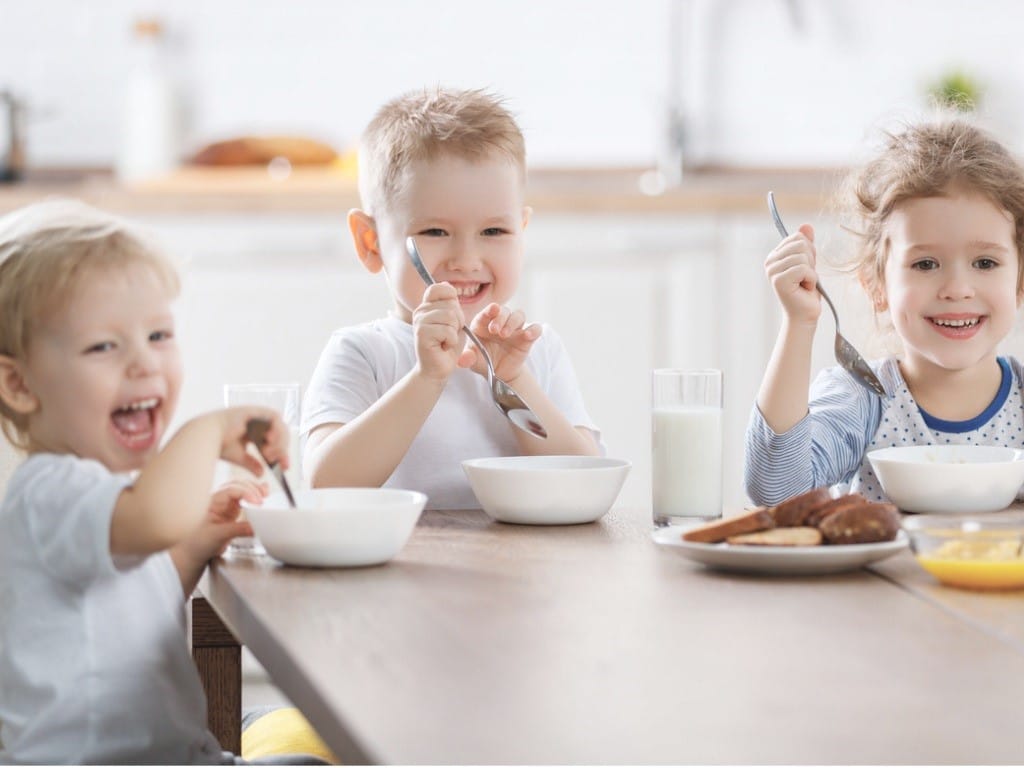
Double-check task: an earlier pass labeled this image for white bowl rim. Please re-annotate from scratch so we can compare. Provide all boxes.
[462,455,631,471]
[253,487,428,513]
[867,444,1024,464]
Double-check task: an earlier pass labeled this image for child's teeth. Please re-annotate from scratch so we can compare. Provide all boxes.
[124,398,158,411]
[934,318,978,327]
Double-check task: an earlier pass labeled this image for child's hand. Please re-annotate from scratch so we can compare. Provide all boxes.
[218,407,292,475]
[412,282,467,381]
[765,223,822,326]
[460,303,542,383]
[172,478,264,573]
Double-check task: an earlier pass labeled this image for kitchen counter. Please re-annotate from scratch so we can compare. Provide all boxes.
[0,166,841,216]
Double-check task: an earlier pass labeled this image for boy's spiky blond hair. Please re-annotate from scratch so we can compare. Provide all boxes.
[358,87,526,216]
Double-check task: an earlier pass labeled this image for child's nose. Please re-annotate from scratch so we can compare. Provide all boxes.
[938,268,976,300]
[444,238,482,272]
[126,343,160,377]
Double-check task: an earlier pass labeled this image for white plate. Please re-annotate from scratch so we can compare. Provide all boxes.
[652,526,908,575]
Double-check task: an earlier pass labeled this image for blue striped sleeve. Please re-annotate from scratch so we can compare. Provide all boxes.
[744,366,881,506]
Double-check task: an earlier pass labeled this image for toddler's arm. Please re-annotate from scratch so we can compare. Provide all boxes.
[756,223,822,432]
[109,406,290,556]
[305,282,466,487]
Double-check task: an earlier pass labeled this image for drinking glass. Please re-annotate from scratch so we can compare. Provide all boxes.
[652,369,723,526]
[223,382,302,554]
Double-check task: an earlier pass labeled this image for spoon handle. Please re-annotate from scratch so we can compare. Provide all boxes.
[405,237,497,376]
[244,418,297,508]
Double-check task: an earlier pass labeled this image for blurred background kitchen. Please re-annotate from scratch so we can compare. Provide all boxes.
[4,0,1024,513]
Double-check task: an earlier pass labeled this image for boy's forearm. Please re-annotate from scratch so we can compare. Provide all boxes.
[756,320,816,433]
[111,415,224,554]
[504,370,600,456]
[307,369,446,487]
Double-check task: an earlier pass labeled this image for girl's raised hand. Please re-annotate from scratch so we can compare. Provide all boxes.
[412,282,466,381]
[765,223,822,326]
[461,303,542,382]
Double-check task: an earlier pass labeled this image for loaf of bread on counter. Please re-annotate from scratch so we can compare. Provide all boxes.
[191,136,339,166]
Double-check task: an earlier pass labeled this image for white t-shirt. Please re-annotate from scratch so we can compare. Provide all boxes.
[0,453,223,765]
[302,315,601,509]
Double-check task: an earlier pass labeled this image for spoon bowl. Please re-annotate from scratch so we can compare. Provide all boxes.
[767,192,888,399]
[405,237,548,439]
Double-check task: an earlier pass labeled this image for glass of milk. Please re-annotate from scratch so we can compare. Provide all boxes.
[652,369,723,527]
[223,382,302,554]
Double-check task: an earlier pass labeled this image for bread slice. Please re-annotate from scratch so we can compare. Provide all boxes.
[769,487,833,526]
[727,526,823,547]
[682,508,774,544]
[819,502,901,545]
[804,493,867,527]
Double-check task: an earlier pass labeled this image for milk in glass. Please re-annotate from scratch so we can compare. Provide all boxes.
[652,405,722,520]
[651,368,723,525]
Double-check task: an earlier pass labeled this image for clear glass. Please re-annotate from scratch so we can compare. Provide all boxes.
[222,382,302,554]
[651,368,723,526]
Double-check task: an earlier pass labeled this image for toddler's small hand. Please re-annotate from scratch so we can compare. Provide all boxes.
[202,479,262,556]
[765,223,822,326]
[220,407,291,476]
[413,282,466,381]
[462,303,542,382]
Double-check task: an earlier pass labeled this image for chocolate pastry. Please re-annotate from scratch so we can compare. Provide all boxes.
[819,502,900,545]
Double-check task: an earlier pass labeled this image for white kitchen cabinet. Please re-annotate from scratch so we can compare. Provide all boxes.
[140,209,854,513]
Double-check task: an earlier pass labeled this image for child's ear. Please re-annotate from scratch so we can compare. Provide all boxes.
[859,273,888,312]
[0,356,39,415]
[348,209,383,274]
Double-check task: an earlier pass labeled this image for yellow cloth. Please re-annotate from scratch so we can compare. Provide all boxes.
[241,707,338,764]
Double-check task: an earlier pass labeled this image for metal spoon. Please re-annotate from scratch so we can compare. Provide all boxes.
[405,237,548,439]
[767,192,888,399]
[244,417,298,507]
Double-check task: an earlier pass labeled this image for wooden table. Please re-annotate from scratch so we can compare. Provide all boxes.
[200,508,1024,764]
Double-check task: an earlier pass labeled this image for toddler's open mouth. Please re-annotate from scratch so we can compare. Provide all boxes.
[110,397,161,450]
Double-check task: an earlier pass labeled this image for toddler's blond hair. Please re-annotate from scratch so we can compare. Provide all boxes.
[0,198,179,449]
[840,118,1024,303]
[357,87,526,216]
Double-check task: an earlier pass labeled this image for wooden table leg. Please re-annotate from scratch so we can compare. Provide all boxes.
[190,595,242,754]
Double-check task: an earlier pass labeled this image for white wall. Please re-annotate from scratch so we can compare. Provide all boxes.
[5,0,1024,169]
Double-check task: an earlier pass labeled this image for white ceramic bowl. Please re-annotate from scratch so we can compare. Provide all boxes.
[245,488,427,567]
[867,445,1024,514]
[462,455,631,525]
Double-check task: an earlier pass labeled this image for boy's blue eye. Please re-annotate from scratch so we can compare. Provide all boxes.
[419,228,447,237]
[481,227,508,236]
[150,329,174,342]
[85,341,115,354]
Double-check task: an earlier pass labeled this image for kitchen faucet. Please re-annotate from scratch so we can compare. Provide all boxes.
[656,0,804,188]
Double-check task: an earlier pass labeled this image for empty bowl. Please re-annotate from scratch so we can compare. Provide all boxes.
[462,455,631,525]
[903,514,1024,590]
[867,445,1024,514]
[245,487,427,567]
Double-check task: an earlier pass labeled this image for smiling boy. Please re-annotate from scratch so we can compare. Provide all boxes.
[302,88,601,508]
